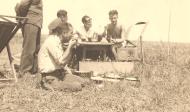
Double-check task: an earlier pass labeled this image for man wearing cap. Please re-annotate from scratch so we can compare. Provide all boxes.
[38,20,87,91]
[48,9,73,35]
[103,10,127,61]
[15,0,43,75]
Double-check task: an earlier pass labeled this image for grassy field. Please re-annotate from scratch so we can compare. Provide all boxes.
[0,34,190,112]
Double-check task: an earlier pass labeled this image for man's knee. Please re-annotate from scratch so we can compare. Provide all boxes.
[80,78,91,87]
[70,82,82,91]
[61,81,82,92]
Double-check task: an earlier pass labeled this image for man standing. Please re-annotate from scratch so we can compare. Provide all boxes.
[15,0,43,75]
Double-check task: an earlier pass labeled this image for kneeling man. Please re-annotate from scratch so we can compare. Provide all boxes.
[38,20,87,91]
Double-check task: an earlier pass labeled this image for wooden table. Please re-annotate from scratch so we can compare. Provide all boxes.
[78,42,113,61]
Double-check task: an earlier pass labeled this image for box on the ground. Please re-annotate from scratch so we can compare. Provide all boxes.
[79,61,134,74]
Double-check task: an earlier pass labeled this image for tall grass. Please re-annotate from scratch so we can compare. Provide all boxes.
[0,35,190,112]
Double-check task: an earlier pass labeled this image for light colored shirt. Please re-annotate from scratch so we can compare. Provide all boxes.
[77,26,96,40]
[38,35,68,73]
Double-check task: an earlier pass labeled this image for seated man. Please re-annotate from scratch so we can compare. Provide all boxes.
[102,10,127,61]
[38,20,88,91]
[76,15,100,60]
[77,15,98,42]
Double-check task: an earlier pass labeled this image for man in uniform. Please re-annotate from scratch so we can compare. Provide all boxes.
[15,0,43,75]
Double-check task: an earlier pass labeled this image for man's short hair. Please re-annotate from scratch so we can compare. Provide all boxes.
[82,15,91,24]
[59,23,73,43]
[57,9,67,17]
[109,10,118,16]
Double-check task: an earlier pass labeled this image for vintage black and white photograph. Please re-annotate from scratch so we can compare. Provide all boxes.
[0,0,190,111]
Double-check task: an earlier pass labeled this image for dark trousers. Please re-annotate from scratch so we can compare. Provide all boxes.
[107,43,122,61]
[41,70,89,91]
[20,24,41,74]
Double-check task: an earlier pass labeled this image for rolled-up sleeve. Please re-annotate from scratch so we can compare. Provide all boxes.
[15,3,20,14]
[15,0,32,16]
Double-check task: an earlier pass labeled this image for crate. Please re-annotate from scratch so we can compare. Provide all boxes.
[79,61,134,74]
[73,71,93,78]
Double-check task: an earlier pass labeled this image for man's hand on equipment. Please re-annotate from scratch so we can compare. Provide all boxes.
[68,38,77,48]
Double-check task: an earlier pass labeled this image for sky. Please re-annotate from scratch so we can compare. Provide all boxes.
[0,0,190,43]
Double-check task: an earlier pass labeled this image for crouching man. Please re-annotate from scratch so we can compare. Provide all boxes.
[38,19,88,91]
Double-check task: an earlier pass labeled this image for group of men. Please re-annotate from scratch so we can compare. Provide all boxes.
[15,0,127,91]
